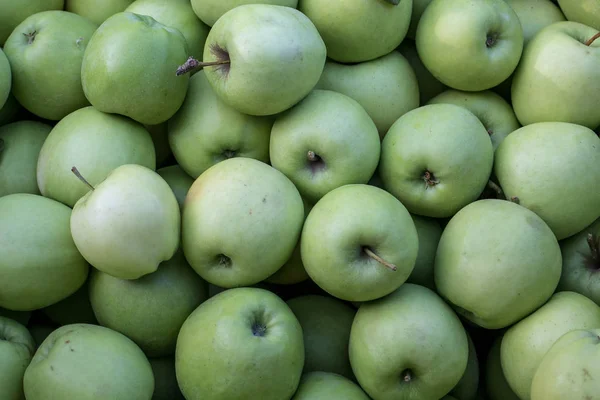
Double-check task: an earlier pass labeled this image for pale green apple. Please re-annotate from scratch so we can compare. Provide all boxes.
[192,0,298,27]
[42,280,97,326]
[449,333,480,400]
[125,0,210,61]
[292,371,370,400]
[379,104,494,218]
[156,165,194,210]
[175,287,305,400]
[427,89,520,150]
[435,199,562,329]
[270,90,380,204]
[89,249,208,357]
[287,295,356,379]
[66,0,135,25]
[349,283,469,400]
[81,12,189,125]
[501,291,600,400]
[301,184,419,302]
[0,316,35,400]
[144,123,171,168]
[3,11,97,120]
[168,71,272,178]
[149,357,184,400]
[0,0,64,45]
[505,0,566,44]
[485,337,520,400]
[24,324,154,400]
[494,122,600,240]
[71,164,180,280]
[416,0,523,91]
[201,4,326,116]
[397,39,447,105]
[511,21,600,129]
[298,0,412,63]
[0,48,10,109]
[408,0,434,38]
[558,0,600,30]
[530,328,600,399]
[0,121,52,197]
[0,194,89,311]
[405,214,442,290]
[316,52,419,138]
[183,158,304,288]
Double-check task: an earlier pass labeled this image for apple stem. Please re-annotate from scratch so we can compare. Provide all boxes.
[510,196,520,205]
[364,247,397,271]
[487,180,504,198]
[176,56,231,76]
[422,170,439,189]
[71,167,95,191]
[585,32,600,46]
[585,233,600,270]
[307,151,320,162]
[23,31,37,45]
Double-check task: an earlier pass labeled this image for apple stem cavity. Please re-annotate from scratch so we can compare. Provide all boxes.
[422,170,439,189]
[585,32,600,46]
[363,247,397,271]
[486,33,499,48]
[401,369,413,383]
[71,167,95,191]
[23,31,37,45]
[584,233,600,270]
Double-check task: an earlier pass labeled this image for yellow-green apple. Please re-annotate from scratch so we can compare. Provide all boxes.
[65,0,135,25]
[292,371,370,400]
[485,337,520,400]
[558,0,600,30]
[405,215,442,290]
[192,0,298,27]
[149,357,184,400]
[397,39,447,105]
[505,0,566,44]
[0,48,10,109]
[156,165,194,210]
[0,0,64,45]
[0,316,35,400]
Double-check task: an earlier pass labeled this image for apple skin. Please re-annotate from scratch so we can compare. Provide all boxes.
[485,337,520,400]
[449,333,480,400]
[182,157,305,288]
[0,316,36,400]
[0,121,52,197]
[149,357,184,400]
[3,11,97,121]
[23,323,154,400]
[435,199,562,329]
[298,0,413,63]
[397,39,447,105]
[175,287,305,400]
[287,295,356,379]
[168,71,272,179]
[405,215,442,290]
[0,0,64,45]
[65,0,135,25]
[494,122,600,240]
[156,165,195,210]
[37,106,156,208]
[349,283,469,400]
[407,0,434,39]
[291,371,370,400]
[0,94,23,127]
[501,291,600,400]
[505,0,566,44]
[379,103,494,218]
[0,48,10,109]
[301,184,419,302]
[530,328,600,399]
[81,12,189,125]
[203,4,326,117]
[0,194,89,311]
[42,280,98,326]
[270,90,381,204]
[511,22,600,129]
[416,0,523,91]
[192,0,298,27]
[558,0,600,30]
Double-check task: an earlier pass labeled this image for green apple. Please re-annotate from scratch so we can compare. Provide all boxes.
[505,0,566,44]
[81,12,189,125]
[416,0,523,91]
[558,0,600,30]
[530,328,600,399]
[292,371,370,400]
[168,71,272,179]
[175,287,304,400]
[0,48,10,109]
[435,199,562,329]
[494,122,600,240]
[66,0,135,25]
[0,121,52,197]
[298,0,412,63]
[349,283,469,400]
[37,106,156,208]
[485,337,520,400]
[0,308,31,327]
[199,4,326,116]
[70,164,179,280]
[3,11,97,121]
[0,94,23,127]
[149,357,184,400]
[449,333,480,400]
[0,194,89,311]
[408,0,434,39]
[89,249,208,357]
[511,21,600,129]
[0,0,64,45]
[144,123,171,168]
[125,0,209,61]
[192,0,298,27]
[270,90,381,204]
[427,89,520,150]
[24,324,154,400]
[397,39,447,105]
[0,316,35,400]
[405,215,442,290]
[316,52,419,138]
[501,291,600,400]
[42,279,97,326]
[379,104,494,218]
[301,184,419,302]
[557,218,600,304]
[156,165,194,210]
[287,295,356,379]
[182,157,304,288]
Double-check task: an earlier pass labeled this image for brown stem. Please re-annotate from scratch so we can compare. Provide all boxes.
[307,151,320,162]
[422,170,439,189]
[585,32,600,46]
[71,167,95,191]
[176,56,230,76]
[23,31,37,45]
[487,180,504,198]
[510,196,520,204]
[364,247,397,271]
[584,233,600,270]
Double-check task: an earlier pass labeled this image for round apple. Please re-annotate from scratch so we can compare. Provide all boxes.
[149,357,184,400]
[191,0,298,27]
[65,0,135,25]
[485,337,520,400]
[0,48,10,109]
[291,371,370,400]
[505,0,566,44]
[156,165,195,210]
[0,94,22,127]
[557,0,600,30]
[0,316,35,400]
[0,0,64,45]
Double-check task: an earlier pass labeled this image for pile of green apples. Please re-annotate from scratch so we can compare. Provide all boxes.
[1,0,599,399]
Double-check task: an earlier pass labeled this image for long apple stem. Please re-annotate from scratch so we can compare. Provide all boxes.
[71,167,95,191]
[585,32,600,46]
[487,180,504,198]
[364,247,397,271]
[176,56,230,76]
